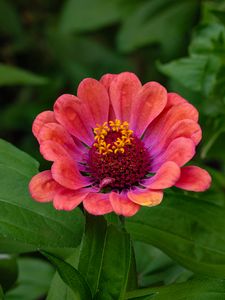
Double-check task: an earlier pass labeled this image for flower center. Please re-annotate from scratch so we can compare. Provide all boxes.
[87,120,151,190]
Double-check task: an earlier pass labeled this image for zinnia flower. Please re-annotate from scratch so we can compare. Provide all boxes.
[29,72,211,216]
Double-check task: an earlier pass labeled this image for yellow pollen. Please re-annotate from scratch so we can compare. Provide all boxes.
[93,119,133,155]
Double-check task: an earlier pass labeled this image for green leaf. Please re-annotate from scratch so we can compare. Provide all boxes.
[78,214,108,296]
[59,0,121,33]
[0,139,39,178]
[47,272,76,300]
[0,238,38,254]
[0,139,84,248]
[94,224,131,300]
[117,0,198,56]
[189,23,225,56]
[42,251,92,300]
[0,254,18,292]
[134,242,192,288]
[126,244,138,291]
[158,56,208,92]
[125,277,225,300]
[78,214,132,299]
[0,64,47,86]
[125,193,225,278]
[47,248,81,300]
[5,257,54,300]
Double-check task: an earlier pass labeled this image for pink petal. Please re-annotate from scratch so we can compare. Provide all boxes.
[100,73,117,91]
[109,72,142,122]
[51,158,91,190]
[32,111,56,140]
[151,137,195,171]
[40,141,71,161]
[148,119,202,156]
[109,191,140,217]
[143,102,199,148]
[142,161,180,189]
[29,170,61,202]
[166,93,188,108]
[77,78,109,126]
[100,74,117,120]
[130,82,167,137]
[38,123,83,161]
[162,119,202,147]
[53,188,89,210]
[54,94,93,146]
[83,192,113,215]
[127,188,163,206]
[175,166,212,192]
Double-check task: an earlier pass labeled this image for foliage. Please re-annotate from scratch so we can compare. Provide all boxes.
[1,0,225,299]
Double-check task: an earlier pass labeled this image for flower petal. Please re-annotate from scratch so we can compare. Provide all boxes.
[54,94,93,145]
[38,123,83,161]
[77,78,109,126]
[151,137,195,171]
[175,166,212,192]
[83,192,113,215]
[51,158,91,190]
[109,191,140,217]
[100,73,117,91]
[166,92,188,108]
[100,74,117,120]
[40,141,71,161]
[32,111,56,140]
[29,170,61,202]
[143,102,199,148]
[53,188,89,210]
[142,161,180,189]
[127,188,163,206]
[130,82,167,136]
[147,119,202,156]
[109,72,142,122]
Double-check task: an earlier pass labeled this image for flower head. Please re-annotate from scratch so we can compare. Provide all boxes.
[29,72,211,216]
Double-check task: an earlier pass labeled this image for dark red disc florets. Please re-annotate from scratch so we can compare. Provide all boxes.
[87,135,151,190]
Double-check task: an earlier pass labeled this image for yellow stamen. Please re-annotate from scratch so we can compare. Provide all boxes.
[93,120,133,155]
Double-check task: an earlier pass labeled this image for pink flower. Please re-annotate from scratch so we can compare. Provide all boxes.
[29,72,211,217]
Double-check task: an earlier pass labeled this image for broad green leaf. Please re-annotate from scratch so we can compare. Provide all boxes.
[0,139,84,248]
[5,257,54,300]
[125,277,225,300]
[0,254,18,292]
[47,272,75,300]
[42,251,92,300]
[158,56,208,92]
[59,0,121,33]
[78,215,132,299]
[126,193,225,278]
[134,242,192,288]
[0,139,39,177]
[0,237,75,258]
[47,248,80,300]
[78,214,108,296]
[117,0,198,56]
[189,23,225,56]
[126,245,138,292]
[0,64,47,86]
[94,224,131,300]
